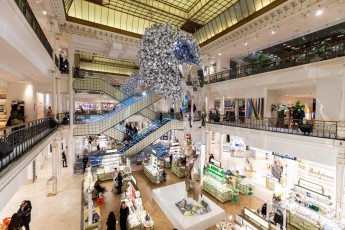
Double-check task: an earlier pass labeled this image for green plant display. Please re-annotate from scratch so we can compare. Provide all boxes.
[289,100,305,120]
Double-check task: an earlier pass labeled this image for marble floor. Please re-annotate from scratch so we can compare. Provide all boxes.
[0,157,83,230]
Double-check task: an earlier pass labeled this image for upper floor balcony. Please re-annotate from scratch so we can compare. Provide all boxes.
[188,21,345,86]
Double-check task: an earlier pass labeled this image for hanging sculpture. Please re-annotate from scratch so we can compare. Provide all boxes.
[138,23,202,99]
[120,71,145,97]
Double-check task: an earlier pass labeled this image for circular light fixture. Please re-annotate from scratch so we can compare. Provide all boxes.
[315,9,323,16]
[244,42,248,46]
[218,53,221,56]
[271,30,276,35]
[43,11,47,15]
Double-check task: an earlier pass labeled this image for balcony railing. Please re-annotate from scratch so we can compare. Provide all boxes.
[0,114,66,172]
[208,117,338,139]
[204,40,345,85]
[14,0,53,59]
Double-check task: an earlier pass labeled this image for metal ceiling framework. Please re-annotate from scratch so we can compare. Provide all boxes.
[64,0,283,45]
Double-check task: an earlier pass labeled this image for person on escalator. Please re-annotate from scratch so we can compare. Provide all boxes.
[159,112,163,123]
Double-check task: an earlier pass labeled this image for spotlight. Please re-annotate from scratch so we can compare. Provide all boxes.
[142,91,147,96]
[244,42,248,46]
[271,30,276,34]
[315,7,323,16]
[218,53,221,56]
[43,11,47,15]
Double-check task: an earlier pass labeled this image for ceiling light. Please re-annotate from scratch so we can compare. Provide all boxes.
[218,53,221,56]
[315,9,323,16]
[212,56,214,59]
[244,42,248,46]
[271,30,276,35]
[58,48,61,51]
[43,11,47,15]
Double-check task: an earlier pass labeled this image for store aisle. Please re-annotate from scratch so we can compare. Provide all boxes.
[98,166,269,230]
[0,158,83,230]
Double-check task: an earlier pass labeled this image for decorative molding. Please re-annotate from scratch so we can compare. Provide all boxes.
[60,22,141,48]
[200,0,325,55]
[50,0,66,25]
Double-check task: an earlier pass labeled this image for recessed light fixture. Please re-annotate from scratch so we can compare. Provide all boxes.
[218,53,221,56]
[244,42,248,46]
[58,48,61,51]
[271,30,276,35]
[212,56,214,59]
[315,9,323,16]
[43,10,47,15]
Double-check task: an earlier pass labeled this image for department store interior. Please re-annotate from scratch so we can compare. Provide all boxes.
[1,0,345,230]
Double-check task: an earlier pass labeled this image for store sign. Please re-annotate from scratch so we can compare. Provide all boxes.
[272,152,296,161]
[244,208,269,229]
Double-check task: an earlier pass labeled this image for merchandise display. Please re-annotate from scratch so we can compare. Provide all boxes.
[144,154,163,184]
[120,181,154,230]
[202,164,233,203]
[175,199,210,216]
[83,207,101,230]
[95,155,122,181]
[171,152,186,178]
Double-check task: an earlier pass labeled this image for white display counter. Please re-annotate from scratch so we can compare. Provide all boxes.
[152,182,225,230]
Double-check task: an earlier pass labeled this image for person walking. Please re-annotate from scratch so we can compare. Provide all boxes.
[7,213,21,230]
[189,113,192,128]
[46,106,53,117]
[62,151,68,167]
[17,200,32,230]
[119,201,129,230]
[106,211,117,230]
[82,155,89,173]
[117,172,123,194]
[159,112,163,123]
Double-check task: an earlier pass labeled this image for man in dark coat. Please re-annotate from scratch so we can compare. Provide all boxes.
[17,200,32,230]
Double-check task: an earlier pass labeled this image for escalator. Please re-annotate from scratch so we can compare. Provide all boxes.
[73,92,161,136]
[117,117,184,157]
[73,76,159,121]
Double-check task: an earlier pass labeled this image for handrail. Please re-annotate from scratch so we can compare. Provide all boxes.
[207,116,338,139]
[200,39,345,85]
[14,0,53,59]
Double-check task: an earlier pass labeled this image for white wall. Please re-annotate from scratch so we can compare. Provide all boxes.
[6,82,36,121]
[316,80,342,120]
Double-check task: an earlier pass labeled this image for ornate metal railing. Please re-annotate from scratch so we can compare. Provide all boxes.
[0,115,64,172]
[207,116,338,139]
[204,40,345,85]
[14,0,53,59]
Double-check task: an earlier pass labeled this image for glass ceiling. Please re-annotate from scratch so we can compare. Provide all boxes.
[65,0,281,45]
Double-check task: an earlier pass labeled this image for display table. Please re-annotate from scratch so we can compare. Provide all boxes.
[95,168,113,181]
[202,177,232,203]
[83,207,101,230]
[144,165,162,184]
[172,163,185,178]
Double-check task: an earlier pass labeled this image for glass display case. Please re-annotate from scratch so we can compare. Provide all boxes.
[144,154,162,184]
[95,154,121,181]
[202,164,233,203]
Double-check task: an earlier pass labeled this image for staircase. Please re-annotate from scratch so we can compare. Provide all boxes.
[73,77,159,121]
[117,118,184,157]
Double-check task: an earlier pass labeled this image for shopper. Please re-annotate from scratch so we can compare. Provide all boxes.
[117,172,123,194]
[209,153,214,164]
[46,106,53,117]
[189,113,192,128]
[7,213,21,230]
[17,200,32,230]
[62,151,68,167]
[11,104,25,125]
[159,112,163,123]
[94,180,106,197]
[113,168,119,182]
[106,211,117,230]
[162,170,167,182]
[119,201,129,230]
[82,155,89,173]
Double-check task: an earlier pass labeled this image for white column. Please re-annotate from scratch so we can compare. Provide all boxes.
[206,130,211,157]
[336,147,345,220]
[191,97,194,123]
[51,139,59,176]
[205,87,209,121]
[219,133,224,165]
[57,77,61,113]
[51,71,57,114]
[68,36,75,175]
[337,64,345,139]
[220,96,225,121]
